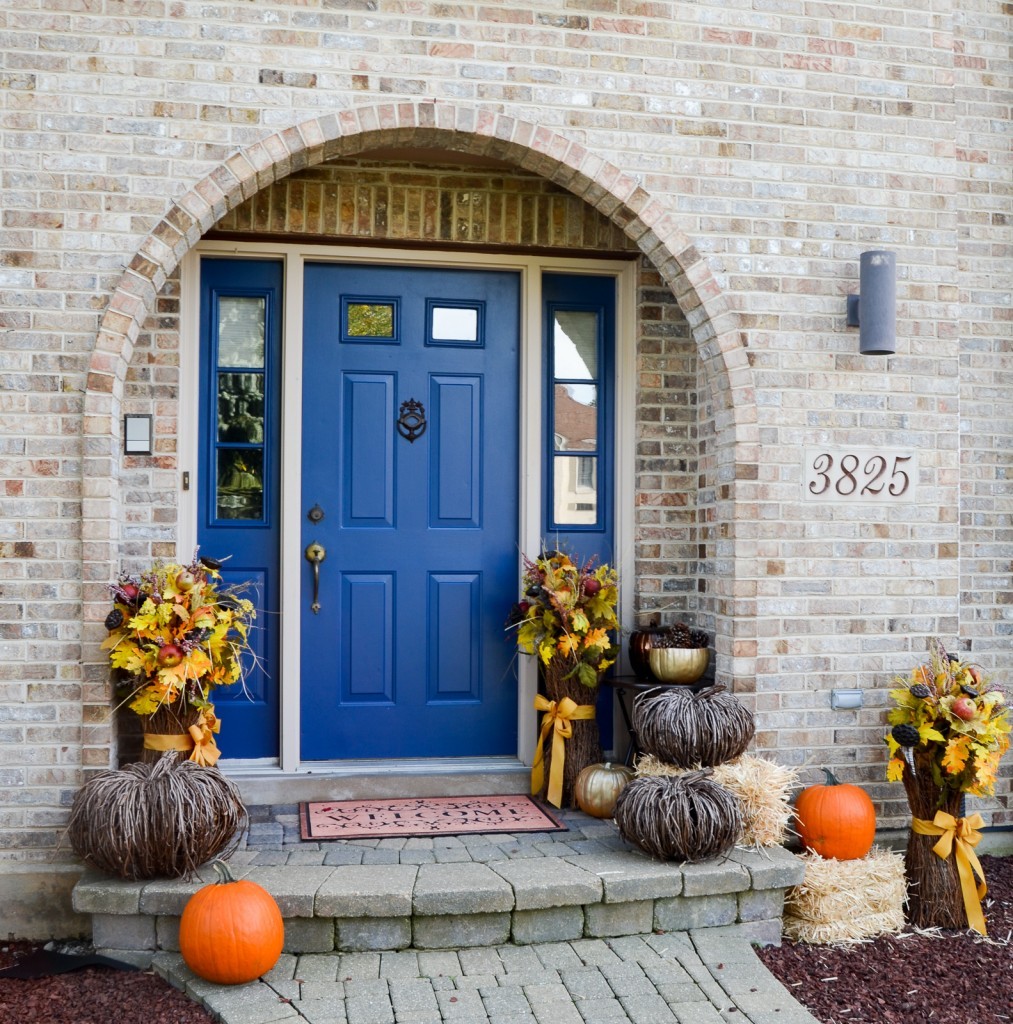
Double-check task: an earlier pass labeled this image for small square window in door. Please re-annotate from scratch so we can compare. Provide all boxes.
[341,297,399,343]
[427,299,484,346]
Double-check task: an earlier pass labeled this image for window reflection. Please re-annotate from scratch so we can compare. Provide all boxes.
[431,305,479,342]
[553,310,598,380]
[553,455,598,525]
[217,449,264,520]
[218,373,265,443]
[347,302,395,338]
[553,383,597,451]
[218,297,265,368]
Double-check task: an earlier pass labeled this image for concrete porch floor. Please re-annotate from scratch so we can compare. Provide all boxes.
[72,805,820,1023]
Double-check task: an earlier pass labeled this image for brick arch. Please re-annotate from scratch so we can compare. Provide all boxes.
[82,102,757,762]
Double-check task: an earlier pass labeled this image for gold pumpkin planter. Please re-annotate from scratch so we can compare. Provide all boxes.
[574,761,634,819]
[648,647,709,685]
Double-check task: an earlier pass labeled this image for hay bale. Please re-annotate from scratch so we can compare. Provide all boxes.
[637,753,797,847]
[632,685,754,767]
[613,770,742,862]
[68,753,248,880]
[783,848,906,944]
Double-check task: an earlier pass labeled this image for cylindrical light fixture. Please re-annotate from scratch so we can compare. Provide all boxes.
[846,250,896,355]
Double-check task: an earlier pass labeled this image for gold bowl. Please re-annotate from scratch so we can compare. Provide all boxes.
[648,647,709,685]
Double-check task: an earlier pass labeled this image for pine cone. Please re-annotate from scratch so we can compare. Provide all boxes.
[891,723,920,747]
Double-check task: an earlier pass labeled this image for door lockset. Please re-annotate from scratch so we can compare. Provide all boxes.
[305,541,326,614]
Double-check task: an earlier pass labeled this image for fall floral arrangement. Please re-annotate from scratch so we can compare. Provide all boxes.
[885,640,1009,797]
[102,554,256,765]
[884,637,1010,935]
[507,550,619,689]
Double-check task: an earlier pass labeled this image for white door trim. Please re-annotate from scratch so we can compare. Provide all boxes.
[180,241,636,776]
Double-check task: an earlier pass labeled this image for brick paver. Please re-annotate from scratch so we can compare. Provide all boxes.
[154,931,821,1024]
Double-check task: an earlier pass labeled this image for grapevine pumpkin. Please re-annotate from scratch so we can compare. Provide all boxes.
[179,861,284,984]
[794,768,876,861]
[613,770,742,862]
[574,761,634,818]
[633,684,755,768]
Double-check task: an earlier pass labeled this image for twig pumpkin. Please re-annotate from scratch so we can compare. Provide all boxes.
[632,684,755,767]
[179,860,284,985]
[794,768,876,861]
[67,753,247,880]
[613,770,742,861]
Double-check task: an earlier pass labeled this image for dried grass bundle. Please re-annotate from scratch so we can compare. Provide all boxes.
[633,685,755,767]
[68,753,247,880]
[613,770,742,862]
[636,753,797,847]
[783,848,906,944]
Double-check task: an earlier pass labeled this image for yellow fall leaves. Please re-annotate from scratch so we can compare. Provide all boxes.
[884,647,1010,798]
[103,560,256,718]
[514,552,620,688]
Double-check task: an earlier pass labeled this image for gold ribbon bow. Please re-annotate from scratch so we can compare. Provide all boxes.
[142,710,221,768]
[531,694,596,809]
[912,811,988,936]
[187,709,222,767]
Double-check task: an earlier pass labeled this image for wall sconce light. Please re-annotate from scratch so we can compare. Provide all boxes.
[123,414,153,455]
[846,250,896,355]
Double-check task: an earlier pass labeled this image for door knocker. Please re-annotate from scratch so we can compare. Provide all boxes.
[397,398,427,443]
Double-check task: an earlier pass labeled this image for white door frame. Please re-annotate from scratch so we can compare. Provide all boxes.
[180,241,636,776]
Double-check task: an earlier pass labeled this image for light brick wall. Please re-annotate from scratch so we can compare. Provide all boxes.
[0,0,1009,888]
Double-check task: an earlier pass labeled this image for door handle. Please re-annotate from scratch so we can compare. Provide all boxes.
[305,541,326,614]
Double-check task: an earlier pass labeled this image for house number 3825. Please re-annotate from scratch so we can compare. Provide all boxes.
[803,448,917,502]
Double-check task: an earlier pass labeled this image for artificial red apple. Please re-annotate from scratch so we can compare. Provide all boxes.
[120,583,140,604]
[175,570,196,592]
[967,665,984,687]
[584,578,602,596]
[951,697,976,722]
[158,644,184,668]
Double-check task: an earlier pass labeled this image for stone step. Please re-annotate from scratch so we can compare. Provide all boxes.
[73,844,805,957]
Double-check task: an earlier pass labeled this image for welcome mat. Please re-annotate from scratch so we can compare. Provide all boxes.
[299,795,567,841]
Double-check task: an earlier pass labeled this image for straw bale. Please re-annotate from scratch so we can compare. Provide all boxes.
[637,753,797,847]
[783,848,906,944]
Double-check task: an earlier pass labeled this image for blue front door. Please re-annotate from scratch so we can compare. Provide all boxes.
[300,263,520,760]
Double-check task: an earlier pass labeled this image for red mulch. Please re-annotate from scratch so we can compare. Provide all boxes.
[757,854,1013,1024]
[1,855,1009,1024]
[0,948,215,1024]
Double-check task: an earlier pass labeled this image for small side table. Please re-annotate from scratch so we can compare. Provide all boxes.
[600,675,708,766]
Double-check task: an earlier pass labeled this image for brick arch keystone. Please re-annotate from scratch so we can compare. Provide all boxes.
[81,102,758,763]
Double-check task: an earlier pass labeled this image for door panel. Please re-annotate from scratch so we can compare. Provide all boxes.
[343,373,395,526]
[301,263,520,761]
[341,573,394,703]
[430,375,481,527]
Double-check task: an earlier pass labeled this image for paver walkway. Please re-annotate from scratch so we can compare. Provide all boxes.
[92,802,821,1022]
[154,930,820,1024]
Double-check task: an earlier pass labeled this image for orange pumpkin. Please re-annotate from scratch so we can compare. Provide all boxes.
[795,768,876,860]
[179,861,284,984]
[574,761,634,818]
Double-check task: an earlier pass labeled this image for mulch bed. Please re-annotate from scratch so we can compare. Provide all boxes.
[757,853,1013,1024]
[0,945,215,1024]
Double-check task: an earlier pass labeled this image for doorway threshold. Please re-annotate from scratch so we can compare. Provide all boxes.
[221,757,530,805]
